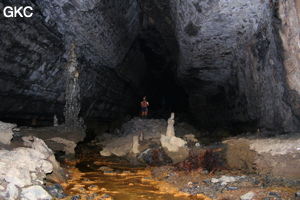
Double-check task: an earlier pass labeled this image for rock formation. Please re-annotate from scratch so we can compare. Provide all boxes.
[99,117,191,164]
[223,133,300,179]
[0,121,17,145]
[53,115,58,127]
[1,0,300,132]
[160,113,189,163]
[0,136,66,199]
[160,113,187,152]
[100,118,166,157]
[19,126,85,157]
[166,112,175,137]
[64,43,83,129]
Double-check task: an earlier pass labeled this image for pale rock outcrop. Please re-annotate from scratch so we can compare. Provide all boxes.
[159,113,189,164]
[160,113,187,152]
[22,185,52,200]
[0,121,17,145]
[7,183,19,200]
[160,134,186,152]
[99,116,192,165]
[100,118,166,157]
[19,126,85,156]
[0,147,52,199]
[25,136,66,183]
[223,133,300,179]
[0,136,66,199]
[46,137,77,155]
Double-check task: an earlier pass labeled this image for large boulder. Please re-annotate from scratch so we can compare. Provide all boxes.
[0,136,66,199]
[223,133,300,180]
[19,125,85,156]
[22,185,52,200]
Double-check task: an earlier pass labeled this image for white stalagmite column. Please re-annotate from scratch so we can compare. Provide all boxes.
[166,112,175,137]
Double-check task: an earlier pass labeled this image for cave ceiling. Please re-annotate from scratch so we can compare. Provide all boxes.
[1,0,300,132]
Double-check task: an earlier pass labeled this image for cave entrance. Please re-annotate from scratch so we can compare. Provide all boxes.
[138,26,189,115]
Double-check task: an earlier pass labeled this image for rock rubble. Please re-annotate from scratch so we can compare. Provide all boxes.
[0,125,67,199]
[99,115,196,165]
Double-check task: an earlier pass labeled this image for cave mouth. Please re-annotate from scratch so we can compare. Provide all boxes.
[138,26,189,114]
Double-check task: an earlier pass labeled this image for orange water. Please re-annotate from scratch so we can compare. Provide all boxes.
[61,158,207,200]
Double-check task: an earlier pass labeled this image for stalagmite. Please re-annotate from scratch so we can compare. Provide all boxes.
[160,112,187,152]
[53,115,58,127]
[0,121,16,145]
[132,135,140,154]
[166,112,175,137]
[64,43,83,129]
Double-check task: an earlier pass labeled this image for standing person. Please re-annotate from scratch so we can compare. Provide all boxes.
[141,96,149,119]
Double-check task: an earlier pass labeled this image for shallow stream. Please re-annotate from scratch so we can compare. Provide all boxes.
[60,154,205,200]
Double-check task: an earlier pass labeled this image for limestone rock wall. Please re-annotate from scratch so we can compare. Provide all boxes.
[1,0,300,132]
[0,0,66,121]
[0,0,146,122]
[277,0,300,128]
[168,0,300,131]
[36,0,141,67]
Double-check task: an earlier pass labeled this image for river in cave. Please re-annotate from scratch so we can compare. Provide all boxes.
[58,144,207,200]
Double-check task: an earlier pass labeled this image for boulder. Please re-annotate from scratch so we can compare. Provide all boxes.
[19,125,85,156]
[240,191,255,200]
[223,133,300,179]
[160,134,186,152]
[0,121,17,145]
[137,148,173,166]
[25,136,67,183]
[46,137,77,155]
[7,183,18,200]
[0,136,67,199]
[22,185,52,200]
